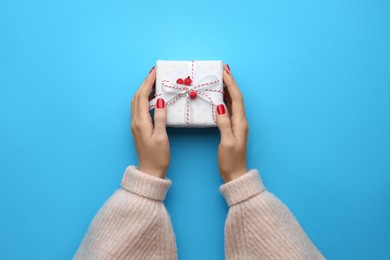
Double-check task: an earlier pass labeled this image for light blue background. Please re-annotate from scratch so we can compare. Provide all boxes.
[1,0,389,259]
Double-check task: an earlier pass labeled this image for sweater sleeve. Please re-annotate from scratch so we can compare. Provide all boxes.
[73,166,177,260]
[220,169,325,260]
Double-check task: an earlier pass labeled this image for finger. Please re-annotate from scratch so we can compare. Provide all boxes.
[223,85,232,115]
[131,87,138,121]
[137,66,156,118]
[216,103,235,141]
[153,98,168,136]
[131,98,135,119]
[130,91,139,132]
[148,85,155,101]
[131,67,155,136]
[223,64,242,102]
[223,64,248,137]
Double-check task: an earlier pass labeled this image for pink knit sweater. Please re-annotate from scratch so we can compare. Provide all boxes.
[74,166,324,259]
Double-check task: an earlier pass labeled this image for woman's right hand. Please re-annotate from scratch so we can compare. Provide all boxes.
[216,65,249,182]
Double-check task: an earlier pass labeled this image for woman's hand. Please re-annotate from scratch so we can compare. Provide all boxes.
[216,65,249,182]
[131,67,169,179]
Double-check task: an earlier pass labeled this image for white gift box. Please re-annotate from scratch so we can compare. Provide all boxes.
[150,60,224,128]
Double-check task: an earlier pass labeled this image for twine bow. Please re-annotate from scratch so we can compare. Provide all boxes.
[149,61,224,127]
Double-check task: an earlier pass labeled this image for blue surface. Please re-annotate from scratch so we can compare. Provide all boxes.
[1,0,390,259]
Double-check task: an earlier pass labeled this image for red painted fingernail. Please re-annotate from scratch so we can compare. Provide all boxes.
[217,104,226,115]
[226,64,230,75]
[156,98,165,109]
[149,66,155,74]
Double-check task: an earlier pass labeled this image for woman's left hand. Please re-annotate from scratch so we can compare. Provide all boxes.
[131,67,170,179]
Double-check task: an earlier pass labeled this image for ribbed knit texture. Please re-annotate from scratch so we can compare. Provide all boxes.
[74,166,324,259]
[73,166,177,260]
[220,169,325,260]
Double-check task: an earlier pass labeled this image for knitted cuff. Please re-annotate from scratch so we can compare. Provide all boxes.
[219,169,266,207]
[121,166,172,201]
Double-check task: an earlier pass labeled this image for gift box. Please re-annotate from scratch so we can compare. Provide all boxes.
[149,60,224,128]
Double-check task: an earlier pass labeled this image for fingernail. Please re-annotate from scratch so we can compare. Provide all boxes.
[149,66,155,74]
[156,98,165,109]
[226,64,230,75]
[217,104,225,115]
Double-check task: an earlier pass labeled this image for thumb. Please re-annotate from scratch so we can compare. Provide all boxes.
[216,104,234,141]
[153,98,167,136]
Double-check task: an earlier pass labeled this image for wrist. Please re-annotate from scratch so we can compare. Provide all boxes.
[138,165,166,179]
[222,167,248,183]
